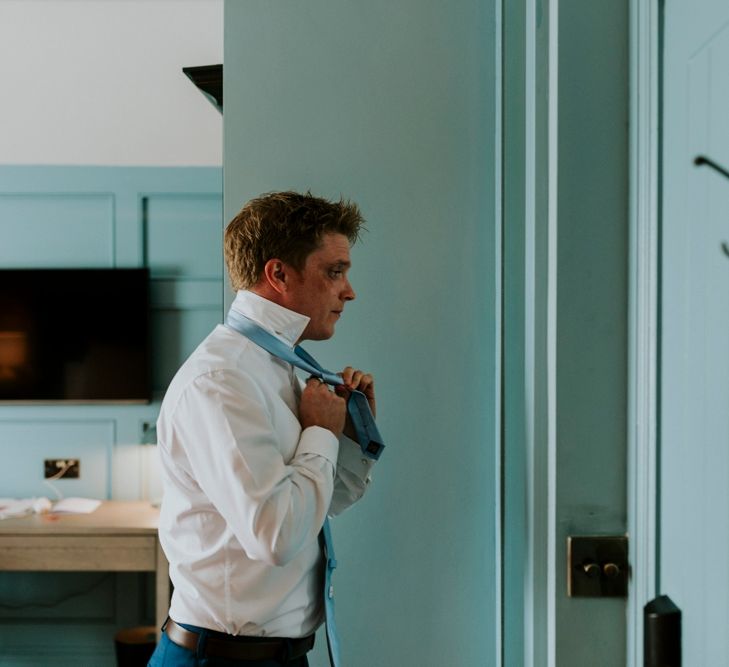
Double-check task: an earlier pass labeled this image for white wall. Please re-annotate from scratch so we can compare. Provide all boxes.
[0,0,222,166]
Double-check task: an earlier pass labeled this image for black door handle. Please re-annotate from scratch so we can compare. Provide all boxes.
[693,156,729,257]
[695,154,729,180]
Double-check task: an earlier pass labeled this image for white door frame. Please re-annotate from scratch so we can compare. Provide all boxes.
[502,0,558,664]
[627,0,661,665]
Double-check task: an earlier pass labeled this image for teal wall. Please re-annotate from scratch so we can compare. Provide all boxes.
[0,165,222,666]
[224,2,500,666]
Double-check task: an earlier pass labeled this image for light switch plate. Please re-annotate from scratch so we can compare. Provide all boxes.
[567,535,629,597]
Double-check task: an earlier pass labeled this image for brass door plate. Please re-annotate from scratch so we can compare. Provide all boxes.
[567,535,629,597]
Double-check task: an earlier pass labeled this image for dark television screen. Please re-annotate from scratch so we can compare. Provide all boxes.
[0,268,151,402]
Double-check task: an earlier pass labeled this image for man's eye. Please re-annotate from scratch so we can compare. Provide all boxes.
[329,270,343,278]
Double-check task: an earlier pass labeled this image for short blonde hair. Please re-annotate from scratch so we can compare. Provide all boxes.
[224,191,365,290]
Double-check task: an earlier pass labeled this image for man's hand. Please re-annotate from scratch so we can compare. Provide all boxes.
[299,377,347,438]
[336,367,376,441]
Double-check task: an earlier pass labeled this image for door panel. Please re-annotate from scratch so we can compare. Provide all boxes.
[661,2,729,662]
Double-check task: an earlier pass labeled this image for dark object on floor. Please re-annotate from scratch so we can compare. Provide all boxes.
[115,626,157,667]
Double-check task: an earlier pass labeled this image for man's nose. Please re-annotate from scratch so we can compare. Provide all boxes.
[343,278,356,301]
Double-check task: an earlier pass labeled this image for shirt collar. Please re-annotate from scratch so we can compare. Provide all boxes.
[229,291,310,348]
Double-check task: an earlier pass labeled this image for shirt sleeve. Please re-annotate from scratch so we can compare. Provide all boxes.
[169,368,339,567]
[329,434,375,516]
[292,376,377,516]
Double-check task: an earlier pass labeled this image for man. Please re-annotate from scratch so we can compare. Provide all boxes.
[148,191,377,667]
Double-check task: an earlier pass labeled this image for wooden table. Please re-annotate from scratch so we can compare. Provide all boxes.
[0,500,169,637]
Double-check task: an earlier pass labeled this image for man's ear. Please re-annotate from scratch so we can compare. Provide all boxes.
[261,259,290,295]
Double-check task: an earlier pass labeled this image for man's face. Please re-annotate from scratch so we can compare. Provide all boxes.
[285,232,356,341]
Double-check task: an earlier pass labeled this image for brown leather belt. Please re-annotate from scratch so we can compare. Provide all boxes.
[165,618,315,661]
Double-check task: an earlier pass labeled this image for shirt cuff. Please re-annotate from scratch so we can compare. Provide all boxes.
[297,426,340,467]
[337,434,376,481]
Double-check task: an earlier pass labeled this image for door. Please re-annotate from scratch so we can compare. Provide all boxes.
[660,0,729,662]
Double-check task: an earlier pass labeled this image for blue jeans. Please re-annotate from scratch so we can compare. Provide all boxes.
[147,624,310,667]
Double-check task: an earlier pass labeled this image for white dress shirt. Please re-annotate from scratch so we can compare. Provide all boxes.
[157,290,374,638]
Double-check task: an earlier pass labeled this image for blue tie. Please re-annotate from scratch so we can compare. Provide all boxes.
[225,308,384,460]
[225,308,386,667]
[320,516,341,666]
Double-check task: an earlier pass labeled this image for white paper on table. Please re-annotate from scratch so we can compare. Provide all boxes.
[51,497,102,514]
[0,498,36,519]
